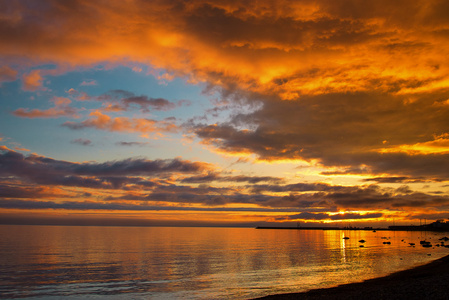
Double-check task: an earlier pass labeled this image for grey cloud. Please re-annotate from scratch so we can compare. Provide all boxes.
[0,66,17,83]
[116,141,149,147]
[0,185,47,198]
[228,175,284,184]
[193,90,449,180]
[250,182,343,193]
[0,148,209,189]
[62,121,86,130]
[181,173,284,184]
[100,90,184,112]
[363,177,416,183]
[0,198,306,213]
[181,1,388,54]
[283,212,383,221]
[71,138,92,146]
[105,181,449,212]
[181,173,221,183]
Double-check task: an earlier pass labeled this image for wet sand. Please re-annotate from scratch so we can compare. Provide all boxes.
[253,254,449,300]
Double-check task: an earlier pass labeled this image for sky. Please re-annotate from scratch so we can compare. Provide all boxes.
[1,0,449,227]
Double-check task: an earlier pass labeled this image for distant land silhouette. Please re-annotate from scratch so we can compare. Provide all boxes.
[257,220,449,232]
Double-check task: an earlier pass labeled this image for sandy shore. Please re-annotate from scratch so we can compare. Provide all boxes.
[253,254,449,300]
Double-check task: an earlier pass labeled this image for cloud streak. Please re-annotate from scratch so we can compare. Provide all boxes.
[71,138,92,146]
[62,110,178,134]
[13,97,79,119]
[0,147,211,190]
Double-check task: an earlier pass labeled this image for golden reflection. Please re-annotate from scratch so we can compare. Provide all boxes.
[340,231,347,263]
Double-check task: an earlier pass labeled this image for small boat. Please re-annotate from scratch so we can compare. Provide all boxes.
[343,237,350,240]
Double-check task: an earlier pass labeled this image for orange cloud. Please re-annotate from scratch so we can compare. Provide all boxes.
[13,97,78,118]
[22,70,46,91]
[0,0,445,98]
[14,146,30,152]
[62,110,178,134]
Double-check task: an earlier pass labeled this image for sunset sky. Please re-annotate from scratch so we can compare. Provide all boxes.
[1,0,449,227]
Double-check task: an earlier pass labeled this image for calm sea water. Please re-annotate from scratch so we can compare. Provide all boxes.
[1,225,448,299]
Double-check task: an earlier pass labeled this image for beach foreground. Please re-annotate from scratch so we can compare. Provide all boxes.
[254,254,449,300]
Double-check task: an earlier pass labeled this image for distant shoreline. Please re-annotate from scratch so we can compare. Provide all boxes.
[252,254,449,299]
[255,225,449,232]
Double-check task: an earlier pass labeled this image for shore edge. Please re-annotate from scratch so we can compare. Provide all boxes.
[252,254,449,299]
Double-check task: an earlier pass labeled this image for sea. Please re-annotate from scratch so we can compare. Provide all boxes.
[1,225,449,299]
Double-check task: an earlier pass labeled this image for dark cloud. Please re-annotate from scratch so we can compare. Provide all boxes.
[105,181,449,212]
[390,192,449,208]
[116,141,149,147]
[0,66,17,84]
[0,185,47,199]
[193,90,449,180]
[181,173,284,184]
[0,212,264,227]
[72,158,208,176]
[327,187,449,210]
[330,212,383,220]
[67,88,189,114]
[282,212,383,221]
[181,173,221,183]
[405,212,449,221]
[68,88,190,112]
[71,138,92,146]
[13,102,78,119]
[103,90,178,112]
[0,148,210,189]
[363,177,416,183]
[180,0,393,59]
[250,182,344,193]
[228,175,284,184]
[248,183,449,211]
[0,198,302,213]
